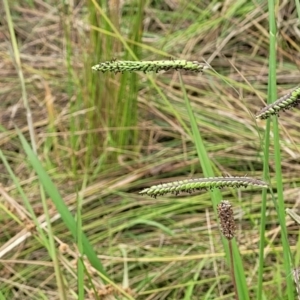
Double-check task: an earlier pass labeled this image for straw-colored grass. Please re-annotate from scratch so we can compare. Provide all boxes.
[0,0,300,299]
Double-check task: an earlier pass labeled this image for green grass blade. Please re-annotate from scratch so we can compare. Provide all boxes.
[295,0,300,19]
[256,119,271,300]
[16,129,108,278]
[76,177,87,300]
[268,0,294,298]
[39,184,67,300]
[178,72,250,300]
[184,260,207,300]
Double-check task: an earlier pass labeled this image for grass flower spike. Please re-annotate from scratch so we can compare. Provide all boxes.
[256,85,300,119]
[92,59,209,74]
[139,176,268,198]
[217,200,236,240]
[217,200,239,299]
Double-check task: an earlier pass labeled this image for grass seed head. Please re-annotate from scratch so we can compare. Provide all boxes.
[217,200,236,240]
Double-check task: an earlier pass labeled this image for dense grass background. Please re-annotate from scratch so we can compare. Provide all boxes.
[0,0,300,299]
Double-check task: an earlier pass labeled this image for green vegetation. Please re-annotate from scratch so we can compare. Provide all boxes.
[139,176,268,197]
[0,0,300,299]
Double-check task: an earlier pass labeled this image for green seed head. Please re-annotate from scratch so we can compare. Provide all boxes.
[139,176,268,198]
[92,60,209,74]
[256,85,300,120]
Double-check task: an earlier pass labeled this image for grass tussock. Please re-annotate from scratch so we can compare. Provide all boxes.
[0,0,300,299]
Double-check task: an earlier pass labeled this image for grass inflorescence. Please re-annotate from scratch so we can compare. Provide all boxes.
[217,200,239,299]
[139,176,268,197]
[217,200,236,240]
[92,59,209,73]
[256,85,300,119]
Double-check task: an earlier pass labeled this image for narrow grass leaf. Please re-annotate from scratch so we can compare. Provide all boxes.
[256,119,271,300]
[178,72,250,300]
[267,0,294,298]
[76,177,87,300]
[0,149,52,255]
[39,184,67,300]
[184,258,207,300]
[0,291,6,300]
[17,129,108,278]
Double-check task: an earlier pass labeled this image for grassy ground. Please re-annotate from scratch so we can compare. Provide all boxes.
[0,0,300,299]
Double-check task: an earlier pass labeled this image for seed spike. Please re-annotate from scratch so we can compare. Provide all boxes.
[218,200,236,240]
[256,85,300,119]
[139,176,268,198]
[92,60,210,74]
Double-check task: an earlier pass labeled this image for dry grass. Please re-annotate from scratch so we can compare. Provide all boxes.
[0,0,300,299]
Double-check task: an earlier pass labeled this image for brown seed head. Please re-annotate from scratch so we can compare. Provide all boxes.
[217,200,236,240]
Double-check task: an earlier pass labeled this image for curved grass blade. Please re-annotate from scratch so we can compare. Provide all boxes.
[92,59,209,74]
[17,129,109,279]
[140,176,268,198]
[256,86,300,119]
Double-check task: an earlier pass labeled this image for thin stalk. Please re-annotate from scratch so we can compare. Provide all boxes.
[3,1,67,298]
[292,268,300,300]
[76,176,87,300]
[61,3,77,173]
[179,73,250,299]
[17,130,109,278]
[218,200,239,299]
[268,0,294,298]
[293,0,300,279]
[256,119,271,300]
[229,240,239,300]
[295,0,300,20]
[3,0,36,152]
